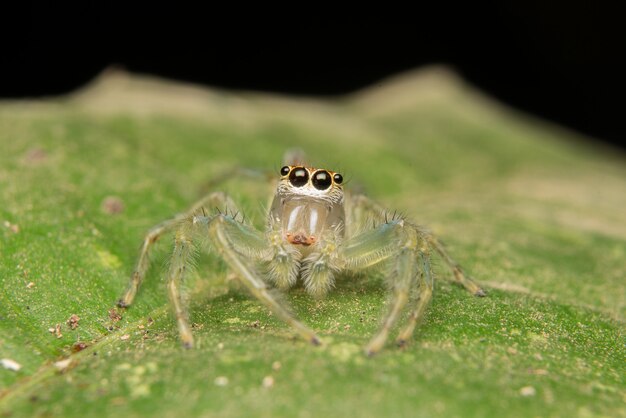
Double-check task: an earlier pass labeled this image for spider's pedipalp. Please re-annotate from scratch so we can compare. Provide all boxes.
[265,222,301,290]
[301,237,342,298]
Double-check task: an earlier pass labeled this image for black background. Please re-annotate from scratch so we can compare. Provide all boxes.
[3,3,624,150]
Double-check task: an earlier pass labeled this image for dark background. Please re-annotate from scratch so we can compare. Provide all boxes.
[3,3,624,149]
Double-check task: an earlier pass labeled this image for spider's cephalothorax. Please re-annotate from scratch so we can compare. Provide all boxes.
[265,165,346,297]
[270,165,345,249]
[117,154,485,355]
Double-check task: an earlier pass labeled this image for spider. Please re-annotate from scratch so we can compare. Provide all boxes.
[117,152,485,355]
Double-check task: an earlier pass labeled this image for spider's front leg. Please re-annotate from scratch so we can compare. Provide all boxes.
[117,191,239,308]
[342,220,434,355]
[347,194,485,297]
[196,214,322,346]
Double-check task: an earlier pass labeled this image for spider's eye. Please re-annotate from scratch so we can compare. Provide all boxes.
[333,173,343,185]
[312,170,332,190]
[289,167,309,187]
[280,166,290,176]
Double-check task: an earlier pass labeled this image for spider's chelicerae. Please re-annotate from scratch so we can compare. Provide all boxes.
[117,152,485,355]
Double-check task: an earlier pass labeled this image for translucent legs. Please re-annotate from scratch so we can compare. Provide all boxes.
[118,191,320,348]
[344,194,484,355]
[203,215,320,345]
[117,192,239,308]
[428,237,486,297]
[118,184,483,353]
[342,220,434,355]
[347,193,485,297]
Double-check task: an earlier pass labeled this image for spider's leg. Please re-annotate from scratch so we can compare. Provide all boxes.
[118,192,239,308]
[364,246,417,356]
[396,250,434,346]
[342,220,419,355]
[427,234,486,297]
[166,216,199,348]
[347,193,485,297]
[205,214,321,345]
[344,193,386,237]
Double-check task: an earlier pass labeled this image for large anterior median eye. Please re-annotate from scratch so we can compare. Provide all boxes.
[289,167,309,187]
[312,170,332,190]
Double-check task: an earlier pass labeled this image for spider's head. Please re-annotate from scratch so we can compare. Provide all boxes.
[269,165,345,248]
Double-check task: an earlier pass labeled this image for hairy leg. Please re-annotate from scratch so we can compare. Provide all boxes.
[347,193,485,296]
[341,219,422,355]
[426,234,486,297]
[396,251,434,346]
[343,193,483,354]
[117,191,239,308]
[166,216,198,348]
[364,246,417,356]
[199,214,321,345]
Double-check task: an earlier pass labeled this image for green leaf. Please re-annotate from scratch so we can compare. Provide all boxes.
[1,67,624,418]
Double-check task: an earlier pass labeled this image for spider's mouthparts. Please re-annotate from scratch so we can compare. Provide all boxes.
[285,232,316,246]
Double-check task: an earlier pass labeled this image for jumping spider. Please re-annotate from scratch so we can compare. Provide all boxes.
[117,152,485,355]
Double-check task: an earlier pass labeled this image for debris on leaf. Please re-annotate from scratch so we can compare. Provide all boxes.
[54,358,73,372]
[26,282,35,289]
[22,147,48,165]
[67,314,80,330]
[48,324,63,339]
[262,376,275,388]
[1,358,22,371]
[120,334,130,341]
[71,342,89,353]
[101,196,124,214]
[520,386,536,397]
[3,221,19,234]
[108,309,122,322]
[214,376,229,386]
